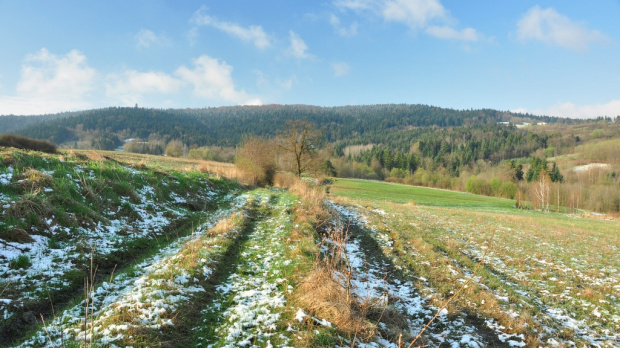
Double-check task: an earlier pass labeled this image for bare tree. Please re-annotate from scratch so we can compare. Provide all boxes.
[279,120,324,177]
[534,171,551,212]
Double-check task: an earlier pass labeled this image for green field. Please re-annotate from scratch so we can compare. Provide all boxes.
[330,177,516,209]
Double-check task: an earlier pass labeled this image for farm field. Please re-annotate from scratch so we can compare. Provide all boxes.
[328,178,620,347]
[2,148,619,347]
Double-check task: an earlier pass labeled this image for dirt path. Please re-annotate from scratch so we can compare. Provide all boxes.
[328,202,512,348]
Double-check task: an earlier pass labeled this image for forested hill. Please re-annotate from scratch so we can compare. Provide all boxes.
[4,104,572,148]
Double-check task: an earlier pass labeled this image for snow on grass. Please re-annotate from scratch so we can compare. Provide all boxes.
[196,192,299,347]
[14,194,249,348]
[344,200,620,347]
[326,202,490,347]
[0,161,233,326]
[572,163,611,173]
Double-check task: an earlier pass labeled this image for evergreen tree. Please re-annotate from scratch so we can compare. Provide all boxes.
[549,162,563,183]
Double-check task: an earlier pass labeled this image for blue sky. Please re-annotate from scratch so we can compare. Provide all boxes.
[0,0,618,118]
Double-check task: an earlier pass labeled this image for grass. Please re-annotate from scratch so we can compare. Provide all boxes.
[0,147,244,346]
[330,177,516,210]
[328,178,620,347]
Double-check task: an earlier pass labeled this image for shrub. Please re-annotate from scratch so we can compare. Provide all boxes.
[499,181,518,199]
[235,136,278,186]
[165,140,185,157]
[489,177,502,196]
[0,134,57,153]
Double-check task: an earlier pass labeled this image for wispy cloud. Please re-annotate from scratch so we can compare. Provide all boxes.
[191,7,271,49]
[135,29,169,48]
[330,14,358,37]
[287,31,314,59]
[516,6,609,52]
[426,26,478,41]
[513,99,620,119]
[332,62,350,77]
[334,0,480,42]
[382,0,445,30]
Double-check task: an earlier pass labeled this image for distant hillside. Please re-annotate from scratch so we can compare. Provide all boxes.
[2,104,573,149]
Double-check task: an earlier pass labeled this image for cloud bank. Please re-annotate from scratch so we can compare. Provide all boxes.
[513,100,620,119]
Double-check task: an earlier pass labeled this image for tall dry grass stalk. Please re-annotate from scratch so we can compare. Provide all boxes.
[296,227,376,340]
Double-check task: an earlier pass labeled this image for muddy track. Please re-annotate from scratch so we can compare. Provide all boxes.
[152,195,267,347]
[330,202,511,347]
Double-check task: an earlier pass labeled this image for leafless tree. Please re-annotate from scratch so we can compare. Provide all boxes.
[278,120,324,177]
[534,171,551,212]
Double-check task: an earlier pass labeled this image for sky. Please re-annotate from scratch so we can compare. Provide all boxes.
[0,0,619,118]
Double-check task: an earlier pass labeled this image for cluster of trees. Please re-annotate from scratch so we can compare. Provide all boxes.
[4,104,618,213]
[8,105,571,150]
[235,120,324,185]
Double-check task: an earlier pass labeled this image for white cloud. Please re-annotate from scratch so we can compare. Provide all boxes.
[513,100,620,119]
[382,0,445,30]
[175,55,260,105]
[334,0,378,12]
[426,26,478,41]
[330,14,358,37]
[135,29,169,48]
[18,48,96,98]
[334,0,479,42]
[0,48,97,115]
[516,6,609,51]
[288,31,314,59]
[191,8,270,49]
[332,62,350,77]
[106,70,182,105]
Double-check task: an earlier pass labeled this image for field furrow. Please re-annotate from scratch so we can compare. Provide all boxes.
[328,202,507,348]
[12,193,250,347]
[194,191,304,347]
[328,177,619,348]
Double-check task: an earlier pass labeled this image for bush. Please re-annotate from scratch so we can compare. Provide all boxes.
[0,134,57,153]
[465,175,490,195]
[235,136,278,186]
[489,177,502,196]
[499,181,518,199]
[165,140,185,157]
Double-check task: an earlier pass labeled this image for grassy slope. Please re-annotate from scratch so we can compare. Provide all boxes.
[0,148,241,346]
[328,178,620,347]
[1,148,327,348]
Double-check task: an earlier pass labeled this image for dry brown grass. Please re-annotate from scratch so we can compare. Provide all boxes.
[0,134,57,154]
[7,193,53,225]
[85,150,106,162]
[296,267,375,338]
[0,227,35,243]
[18,168,52,192]
[197,161,247,182]
[207,213,237,237]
